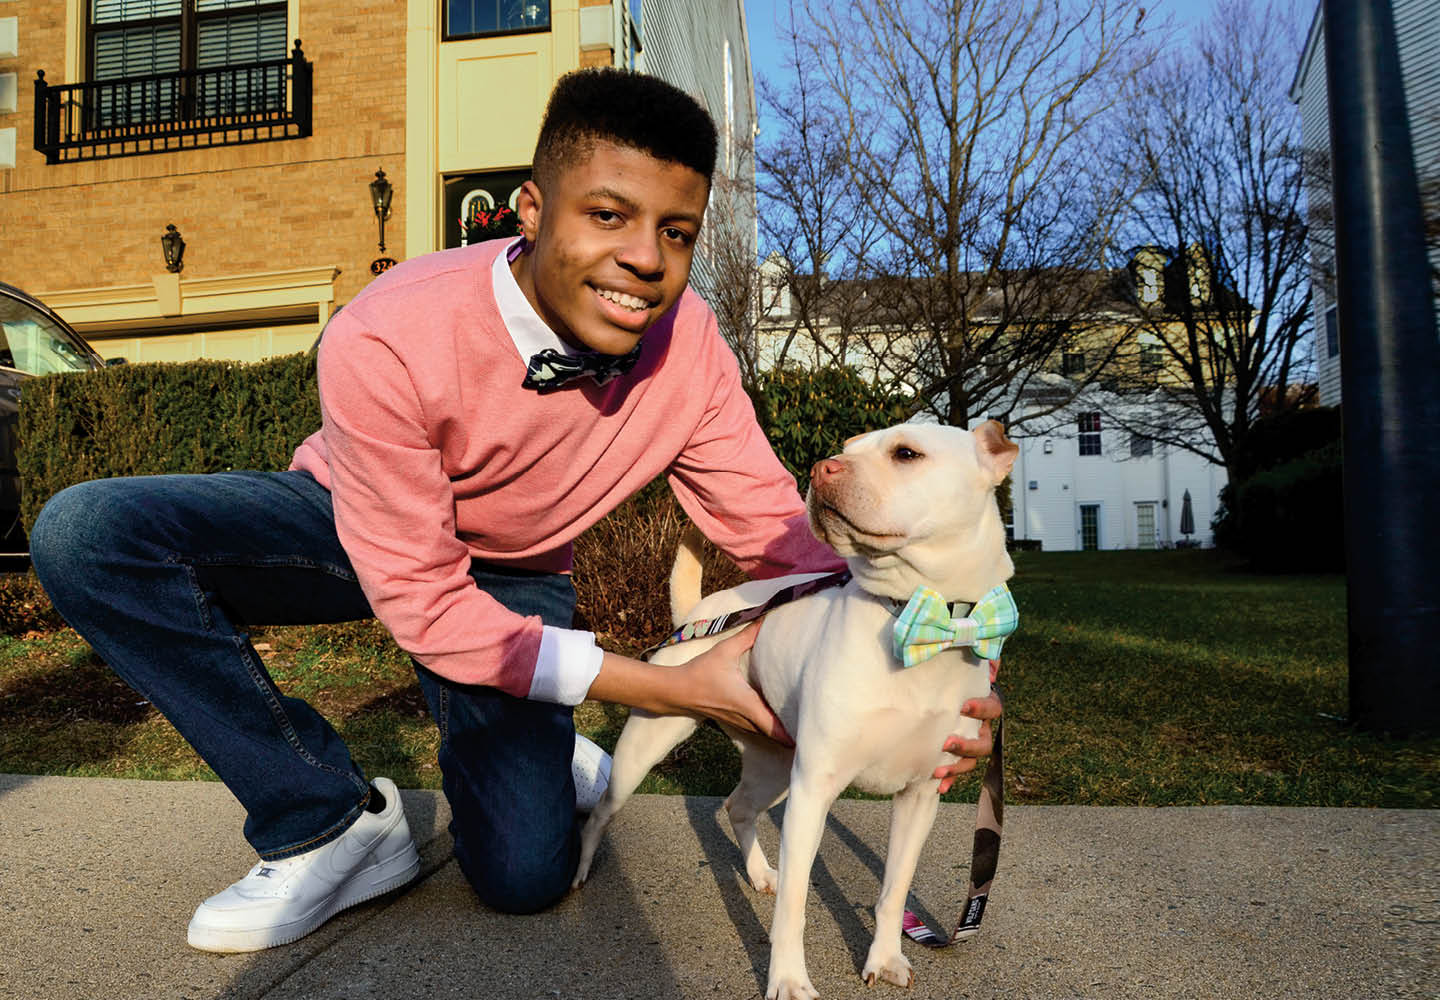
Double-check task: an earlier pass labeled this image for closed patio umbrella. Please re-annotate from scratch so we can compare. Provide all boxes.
[1179,489,1195,539]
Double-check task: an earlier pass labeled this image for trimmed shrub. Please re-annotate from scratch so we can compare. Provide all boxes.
[18,353,320,532]
[1220,442,1344,572]
[1228,406,1341,482]
[1213,407,1344,568]
[748,366,913,486]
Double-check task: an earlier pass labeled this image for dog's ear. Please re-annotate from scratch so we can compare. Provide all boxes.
[974,420,1019,485]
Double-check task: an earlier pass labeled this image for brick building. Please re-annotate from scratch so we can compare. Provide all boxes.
[0,0,753,363]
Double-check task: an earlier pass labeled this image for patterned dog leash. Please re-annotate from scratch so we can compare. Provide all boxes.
[647,572,1011,948]
[901,712,1003,947]
[642,570,852,658]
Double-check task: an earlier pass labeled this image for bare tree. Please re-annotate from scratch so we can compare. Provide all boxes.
[697,133,768,385]
[752,40,886,382]
[759,0,1156,428]
[1097,0,1314,481]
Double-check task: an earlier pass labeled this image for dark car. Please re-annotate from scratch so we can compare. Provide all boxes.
[0,282,108,551]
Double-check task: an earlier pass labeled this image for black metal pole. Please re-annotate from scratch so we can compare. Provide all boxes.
[1322,0,1440,735]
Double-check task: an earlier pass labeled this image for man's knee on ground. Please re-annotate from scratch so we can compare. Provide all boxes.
[453,832,578,915]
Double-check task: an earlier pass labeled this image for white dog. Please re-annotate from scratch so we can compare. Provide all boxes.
[574,421,1018,1000]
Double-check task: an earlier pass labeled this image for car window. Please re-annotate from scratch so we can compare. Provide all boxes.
[0,296,99,375]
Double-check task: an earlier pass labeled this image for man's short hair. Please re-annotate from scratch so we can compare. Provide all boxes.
[532,68,718,191]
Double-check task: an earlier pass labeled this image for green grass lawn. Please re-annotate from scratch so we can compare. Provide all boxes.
[0,550,1433,807]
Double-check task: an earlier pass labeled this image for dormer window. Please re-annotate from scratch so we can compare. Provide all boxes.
[1138,266,1161,306]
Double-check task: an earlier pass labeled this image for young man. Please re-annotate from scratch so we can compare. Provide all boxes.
[30,68,998,952]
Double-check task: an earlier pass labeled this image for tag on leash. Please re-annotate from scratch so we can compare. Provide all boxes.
[903,716,1004,948]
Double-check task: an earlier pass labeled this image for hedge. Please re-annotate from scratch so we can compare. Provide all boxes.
[747,366,914,487]
[17,359,922,538]
[1212,406,1344,570]
[1217,442,1344,572]
[18,353,320,533]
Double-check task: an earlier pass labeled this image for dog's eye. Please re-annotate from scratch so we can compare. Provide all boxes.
[892,446,922,462]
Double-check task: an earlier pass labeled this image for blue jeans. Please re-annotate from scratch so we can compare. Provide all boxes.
[30,470,579,914]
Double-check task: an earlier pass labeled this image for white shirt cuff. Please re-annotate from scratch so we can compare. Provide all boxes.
[528,626,604,705]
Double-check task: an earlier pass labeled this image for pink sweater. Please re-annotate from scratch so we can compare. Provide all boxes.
[291,240,841,703]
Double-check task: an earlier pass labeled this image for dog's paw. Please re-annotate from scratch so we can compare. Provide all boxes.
[765,972,820,1000]
[861,948,914,990]
[572,850,596,889]
[747,861,779,895]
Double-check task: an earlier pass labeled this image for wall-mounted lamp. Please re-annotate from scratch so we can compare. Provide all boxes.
[1043,439,1054,454]
[370,167,393,253]
[369,167,398,275]
[161,224,185,273]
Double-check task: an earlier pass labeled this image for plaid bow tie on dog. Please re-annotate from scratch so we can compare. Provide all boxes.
[522,345,642,393]
[892,583,1018,666]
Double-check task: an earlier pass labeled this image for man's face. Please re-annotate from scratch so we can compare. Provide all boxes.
[512,141,710,356]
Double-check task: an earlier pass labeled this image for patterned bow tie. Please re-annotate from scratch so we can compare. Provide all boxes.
[892,583,1018,666]
[521,344,642,393]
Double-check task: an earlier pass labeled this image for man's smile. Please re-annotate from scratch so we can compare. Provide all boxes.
[593,285,656,312]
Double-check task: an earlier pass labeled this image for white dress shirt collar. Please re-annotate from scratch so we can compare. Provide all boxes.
[491,237,580,360]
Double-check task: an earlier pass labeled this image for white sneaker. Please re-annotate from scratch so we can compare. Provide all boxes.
[573,733,612,812]
[187,777,420,953]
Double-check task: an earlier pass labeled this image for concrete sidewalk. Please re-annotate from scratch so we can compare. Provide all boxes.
[2,774,1434,1000]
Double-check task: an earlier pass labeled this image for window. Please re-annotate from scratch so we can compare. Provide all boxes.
[1325,305,1339,359]
[443,168,531,249]
[35,0,308,162]
[723,39,734,173]
[0,294,103,376]
[1137,266,1161,306]
[88,0,288,124]
[1129,434,1153,458]
[1061,351,1085,376]
[1078,412,1101,456]
[445,0,550,40]
[762,274,791,317]
[1139,341,1163,376]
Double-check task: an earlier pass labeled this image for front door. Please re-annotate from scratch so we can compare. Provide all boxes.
[1078,503,1101,551]
[1136,502,1157,550]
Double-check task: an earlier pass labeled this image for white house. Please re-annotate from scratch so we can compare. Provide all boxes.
[1290,0,1440,406]
[754,254,1229,551]
[1005,401,1226,551]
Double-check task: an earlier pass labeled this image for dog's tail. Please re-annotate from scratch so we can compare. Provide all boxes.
[669,523,706,626]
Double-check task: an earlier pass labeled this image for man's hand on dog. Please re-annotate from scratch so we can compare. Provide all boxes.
[933,659,1003,794]
[591,623,793,747]
[677,623,794,746]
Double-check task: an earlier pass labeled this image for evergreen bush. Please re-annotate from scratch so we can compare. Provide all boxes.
[18,353,320,532]
[1219,442,1344,572]
[747,366,913,487]
[1213,406,1344,569]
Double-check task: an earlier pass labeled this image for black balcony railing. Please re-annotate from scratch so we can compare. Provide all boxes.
[34,41,312,165]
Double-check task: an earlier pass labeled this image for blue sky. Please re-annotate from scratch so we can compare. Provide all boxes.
[743,0,1235,98]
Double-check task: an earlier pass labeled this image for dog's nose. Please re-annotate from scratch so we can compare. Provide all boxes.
[811,458,846,487]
